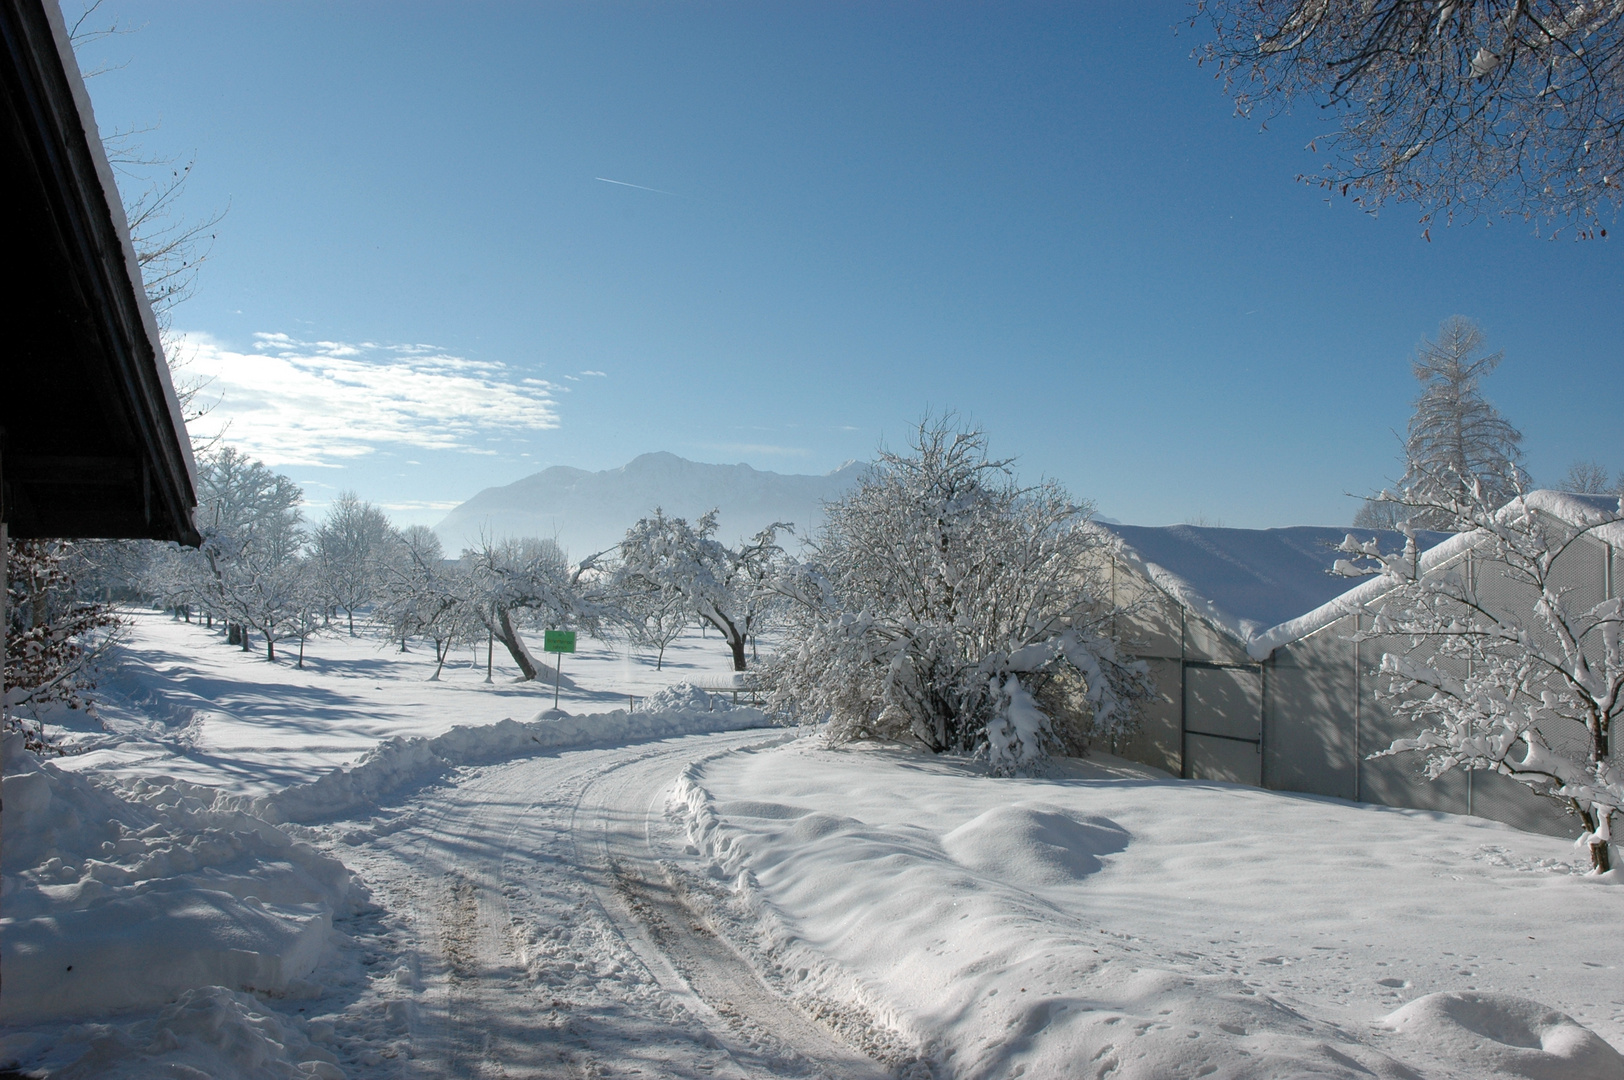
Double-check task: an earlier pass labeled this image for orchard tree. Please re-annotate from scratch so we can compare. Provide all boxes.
[314,492,393,635]
[379,526,477,680]
[614,510,787,672]
[190,446,307,659]
[763,418,1148,776]
[285,558,327,670]
[1337,478,1624,873]
[465,536,603,682]
[1198,0,1624,231]
[1355,317,1523,529]
[617,576,691,671]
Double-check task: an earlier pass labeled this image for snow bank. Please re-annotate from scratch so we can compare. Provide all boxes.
[0,734,351,1025]
[1382,991,1624,1080]
[249,705,771,825]
[638,680,740,714]
[673,758,1405,1078]
[673,739,1624,1080]
[27,986,346,1080]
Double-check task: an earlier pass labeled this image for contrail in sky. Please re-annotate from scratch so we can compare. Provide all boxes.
[595,176,680,197]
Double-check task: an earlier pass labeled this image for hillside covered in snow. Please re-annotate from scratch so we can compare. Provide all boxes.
[434,452,864,557]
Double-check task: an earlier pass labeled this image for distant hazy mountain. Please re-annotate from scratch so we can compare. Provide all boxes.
[434,452,865,558]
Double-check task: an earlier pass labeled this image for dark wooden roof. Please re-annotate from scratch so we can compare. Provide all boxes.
[0,0,199,544]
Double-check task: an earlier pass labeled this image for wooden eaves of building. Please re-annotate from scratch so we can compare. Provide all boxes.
[1,0,199,547]
[1095,505,1619,841]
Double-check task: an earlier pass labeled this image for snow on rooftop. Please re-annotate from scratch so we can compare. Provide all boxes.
[1099,490,1624,660]
[1096,521,1454,657]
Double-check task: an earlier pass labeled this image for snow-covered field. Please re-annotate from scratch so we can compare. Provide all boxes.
[62,608,751,791]
[3,609,1621,1078]
[677,742,1624,1079]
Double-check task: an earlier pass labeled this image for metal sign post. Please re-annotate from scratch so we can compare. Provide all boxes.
[543,630,577,710]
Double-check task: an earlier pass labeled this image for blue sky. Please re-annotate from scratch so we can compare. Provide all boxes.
[76,2,1622,529]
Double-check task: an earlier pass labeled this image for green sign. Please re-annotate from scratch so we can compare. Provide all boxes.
[543,630,577,654]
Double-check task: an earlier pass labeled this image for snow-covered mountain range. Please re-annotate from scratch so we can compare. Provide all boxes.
[433,452,865,558]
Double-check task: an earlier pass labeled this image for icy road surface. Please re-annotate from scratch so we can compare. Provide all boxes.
[324,729,904,1079]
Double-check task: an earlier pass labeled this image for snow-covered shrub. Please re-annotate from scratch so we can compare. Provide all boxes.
[1338,480,1624,873]
[4,539,121,741]
[763,418,1147,775]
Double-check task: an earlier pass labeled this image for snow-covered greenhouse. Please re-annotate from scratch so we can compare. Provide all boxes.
[1094,492,1622,840]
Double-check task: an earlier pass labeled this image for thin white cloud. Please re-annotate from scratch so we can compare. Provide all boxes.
[176,331,561,467]
[595,177,679,197]
[374,499,463,512]
[579,370,607,377]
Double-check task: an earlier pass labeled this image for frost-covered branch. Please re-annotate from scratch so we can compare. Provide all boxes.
[1336,478,1624,872]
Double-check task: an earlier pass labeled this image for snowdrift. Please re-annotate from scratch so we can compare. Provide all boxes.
[0,734,352,1024]
[672,741,1624,1080]
[1,703,769,1028]
[244,703,772,826]
[1381,991,1624,1080]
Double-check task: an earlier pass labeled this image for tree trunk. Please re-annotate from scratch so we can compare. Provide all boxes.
[656,645,665,671]
[297,638,305,669]
[431,638,449,681]
[266,637,275,661]
[1577,803,1615,874]
[703,611,749,672]
[493,606,542,681]
[347,609,355,636]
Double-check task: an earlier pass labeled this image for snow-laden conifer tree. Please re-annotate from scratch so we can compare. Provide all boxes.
[763,418,1147,775]
[613,511,786,672]
[1355,317,1524,530]
[1337,479,1624,873]
[1401,318,1523,522]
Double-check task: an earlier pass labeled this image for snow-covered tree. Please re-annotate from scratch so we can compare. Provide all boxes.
[1358,318,1524,531]
[189,447,307,659]
[616,576,691,671]
[464,536,601,682]
[378,527,477,680]
[1336,480,1624,873]
[1199,1,1624,231]
[313,492,393,635]
[284,558,327,670]
[763,418,1148,776]
[614,510,786,672]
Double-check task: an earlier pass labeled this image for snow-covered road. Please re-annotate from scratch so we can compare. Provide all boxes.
[327,730,900,1079]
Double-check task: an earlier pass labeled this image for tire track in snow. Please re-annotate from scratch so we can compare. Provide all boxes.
[354,731,887,1078]
[572,744,894,1079]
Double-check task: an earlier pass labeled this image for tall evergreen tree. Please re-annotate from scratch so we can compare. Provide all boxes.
[1355,317,1524,530]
